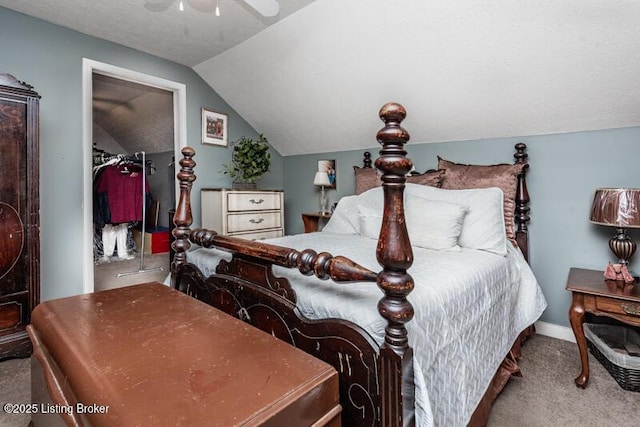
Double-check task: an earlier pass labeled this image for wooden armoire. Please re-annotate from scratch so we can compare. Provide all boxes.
[0,73,40,360]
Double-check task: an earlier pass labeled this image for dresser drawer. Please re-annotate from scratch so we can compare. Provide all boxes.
[596,296,640,318]
[227,211,282,233]
[227,191,281,212]
[230,229,284,241]
[201,189,285,236]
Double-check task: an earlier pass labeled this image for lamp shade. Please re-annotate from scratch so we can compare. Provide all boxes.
[590,188,640,228]
[313,171,331,187]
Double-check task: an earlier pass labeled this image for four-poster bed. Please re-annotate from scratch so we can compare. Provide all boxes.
[170,102,546,426]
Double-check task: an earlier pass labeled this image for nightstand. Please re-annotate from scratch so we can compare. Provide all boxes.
[566,267,640,388]
[301,212,332,233]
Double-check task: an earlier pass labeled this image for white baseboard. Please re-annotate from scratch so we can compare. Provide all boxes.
[534,321,575,343]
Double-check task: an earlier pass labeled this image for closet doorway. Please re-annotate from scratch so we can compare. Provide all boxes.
[82,59,186,294]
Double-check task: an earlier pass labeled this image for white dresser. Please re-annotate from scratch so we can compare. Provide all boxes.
[201,189,284,240]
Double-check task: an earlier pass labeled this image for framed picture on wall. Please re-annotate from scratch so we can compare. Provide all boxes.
[202,108,228,147]
[318,159,337,189]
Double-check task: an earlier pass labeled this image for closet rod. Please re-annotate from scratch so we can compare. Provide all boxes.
[117,151,164,278]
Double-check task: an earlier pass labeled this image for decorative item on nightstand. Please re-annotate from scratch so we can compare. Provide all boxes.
[313,171,331,214]
[590,188,640,271]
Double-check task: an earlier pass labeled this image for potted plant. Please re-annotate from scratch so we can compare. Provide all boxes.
[222,133,271,189]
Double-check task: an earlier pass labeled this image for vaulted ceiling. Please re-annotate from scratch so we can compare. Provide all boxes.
[93,74,174,155]
[3,0,640,156]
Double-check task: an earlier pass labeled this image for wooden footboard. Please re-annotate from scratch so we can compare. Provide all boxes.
[172,103,416,427]
[175,261,383,425]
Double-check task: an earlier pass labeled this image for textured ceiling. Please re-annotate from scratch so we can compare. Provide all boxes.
[93,74,174,155]
[0,0,315,66]
[4,0,640,157]
[196,0,640,155]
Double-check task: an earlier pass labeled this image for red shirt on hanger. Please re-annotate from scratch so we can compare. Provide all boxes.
[96,165,149,223]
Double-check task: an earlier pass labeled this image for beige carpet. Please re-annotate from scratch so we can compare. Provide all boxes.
[94,252,170,291]
[488,334,640,426]
[0,357,30,427]
[1,333,638,426]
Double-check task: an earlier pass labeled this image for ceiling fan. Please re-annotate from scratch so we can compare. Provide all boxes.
[144,0,280,17]
[93,97,135,112]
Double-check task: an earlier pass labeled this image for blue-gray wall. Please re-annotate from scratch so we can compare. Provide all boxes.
[0,7,284,301]
[283,127,640,327]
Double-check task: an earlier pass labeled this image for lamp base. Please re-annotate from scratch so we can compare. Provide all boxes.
[319,186,328,215]
[609,228,637,265]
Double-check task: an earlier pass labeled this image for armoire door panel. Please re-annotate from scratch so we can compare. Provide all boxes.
[0,73,39,360]
[0,99,28,297]
[0,100,26,208]
[0,293,27,331]
[0,202,25,285]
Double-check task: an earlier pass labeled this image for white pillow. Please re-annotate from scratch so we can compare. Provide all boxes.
[358,205,382,239]
[355,184,507,256]
[405,184,507,256]
[358,196,468,251]
[322,195,360,234]
[406,196,468,251]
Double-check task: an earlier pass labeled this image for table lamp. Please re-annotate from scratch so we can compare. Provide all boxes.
[590,188,640,265]
[313,171,331,214]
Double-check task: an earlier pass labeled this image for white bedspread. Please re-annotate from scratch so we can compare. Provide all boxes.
[183,231,547,427]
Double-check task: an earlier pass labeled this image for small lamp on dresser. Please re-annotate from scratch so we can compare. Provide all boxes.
[313,171,331,214]
[590,188,640,266]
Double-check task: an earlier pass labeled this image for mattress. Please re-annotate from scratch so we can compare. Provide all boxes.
[181,231,547,427]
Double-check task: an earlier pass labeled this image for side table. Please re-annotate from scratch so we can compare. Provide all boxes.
[301,212,332,233]
[566,267,640,388]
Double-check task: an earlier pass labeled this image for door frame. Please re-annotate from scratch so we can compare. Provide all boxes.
[82,58,187,294]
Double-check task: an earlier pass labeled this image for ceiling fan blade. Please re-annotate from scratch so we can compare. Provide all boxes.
[93,98,134,110]
[145,0,279,17]
[144,0,177,12]
[242,0,279,17]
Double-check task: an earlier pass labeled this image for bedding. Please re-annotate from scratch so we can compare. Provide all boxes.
[437,157,525,246]
[359,196,468,251]
[184,235,545,427]
[354,166,445,194]
[407,169,446,187]
[329,184,508,256]
[180,186,547,427]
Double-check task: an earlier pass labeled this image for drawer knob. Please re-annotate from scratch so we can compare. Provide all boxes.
[250,198,264,204]
[621,302,640,316]
[249,218,264,224]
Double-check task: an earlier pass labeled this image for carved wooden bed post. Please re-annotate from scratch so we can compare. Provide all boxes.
[375,102,416,426]
[171,147,197,288]
[363,151,373,168]
[514,142,530,261]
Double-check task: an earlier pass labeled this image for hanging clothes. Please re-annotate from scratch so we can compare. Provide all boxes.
[101,223,133,259]
[96,164,150,224]
[92,151,156,262]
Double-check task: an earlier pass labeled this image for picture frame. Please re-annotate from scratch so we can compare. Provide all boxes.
[318,159,337,190]
[202,108,228,146]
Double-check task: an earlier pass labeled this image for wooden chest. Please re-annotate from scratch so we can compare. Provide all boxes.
[28,282,341,426]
